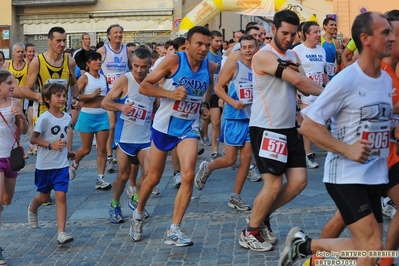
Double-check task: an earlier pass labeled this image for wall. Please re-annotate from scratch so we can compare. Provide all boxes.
[333,0,398,37]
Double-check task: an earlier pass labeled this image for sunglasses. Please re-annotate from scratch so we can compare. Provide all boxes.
[265,37,273,40]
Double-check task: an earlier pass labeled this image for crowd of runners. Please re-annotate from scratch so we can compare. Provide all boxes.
[0,8,399,266]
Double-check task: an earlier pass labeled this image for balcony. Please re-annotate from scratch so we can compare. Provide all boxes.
[12,0,98,6]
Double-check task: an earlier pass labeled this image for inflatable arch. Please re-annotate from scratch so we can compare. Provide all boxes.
[178,0,318,35]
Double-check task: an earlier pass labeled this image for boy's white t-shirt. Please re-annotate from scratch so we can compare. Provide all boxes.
[34,111,71,170]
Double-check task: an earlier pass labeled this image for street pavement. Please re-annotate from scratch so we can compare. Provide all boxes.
[0,131,397,266]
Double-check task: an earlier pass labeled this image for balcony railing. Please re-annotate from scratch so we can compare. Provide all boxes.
[12,0,98,6]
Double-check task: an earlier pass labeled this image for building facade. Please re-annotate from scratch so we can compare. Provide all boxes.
[12,0,178,53]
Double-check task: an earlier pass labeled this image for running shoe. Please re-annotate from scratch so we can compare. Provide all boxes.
[278,227,309,266]
[197,147,205,155]
[382,198,397,219]
[27,204,38,229]
[245,215,278,244]
[164,225,193,246]
[151,187,160,195]
[0,247,6,266]
[194,161,211,190]
[228,195,251,211]
[42,198,54,206]
[130,210,144,242]
[128,199,149,219]
[247,166,262,182]
[238,229,274,252]
[105,156,115,173]
[211,152,223,161]
[109,204,124,223]
[306,154,319,169]
[69,161,78,180]
[202,137,211,146]
[95,177,112,190]
[174,171,182,188]
[57,232,74,244]
[126,185,136,199]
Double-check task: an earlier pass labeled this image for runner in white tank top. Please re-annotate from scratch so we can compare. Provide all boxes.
[238,10,323,252]
[97,24,132,173]
[101,48,155,224]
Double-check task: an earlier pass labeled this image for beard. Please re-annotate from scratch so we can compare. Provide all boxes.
[274,33,291,52]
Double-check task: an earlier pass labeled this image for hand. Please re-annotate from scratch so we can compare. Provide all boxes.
[296,91,302,104]
[218,98,225,108]
[120,101,135,115]
[68,151,76,160]
[11,106,24,118]
[51,139,67,152]
[36,93,43,104]
[201,106,210,120]
[345,139,372,163]
[72,99,80,108]
[232,100,245,110]
[288,61,300,72]
[172,86,188,101]
[91,88,101,98]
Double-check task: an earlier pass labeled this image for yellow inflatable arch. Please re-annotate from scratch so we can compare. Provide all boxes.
[178,0,318,35]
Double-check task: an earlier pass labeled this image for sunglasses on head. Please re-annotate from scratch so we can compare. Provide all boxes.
[265,37,273,40]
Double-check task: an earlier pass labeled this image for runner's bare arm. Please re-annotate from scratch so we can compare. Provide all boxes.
[253,50,323,97]
[69,57,78,98]
[301,116,371,163]
[215,62,244,110]
[202,61,217,104]
[22,57,41,102]
[140,55,184,100]
[101,75,129,113]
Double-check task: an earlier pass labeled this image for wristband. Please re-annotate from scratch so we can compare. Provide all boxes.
[47,142,52,150]
[73,96,80,101]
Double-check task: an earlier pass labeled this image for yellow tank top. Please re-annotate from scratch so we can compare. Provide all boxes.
[7,60,28,86]
[37,53,70,115]
[7,60,29,107]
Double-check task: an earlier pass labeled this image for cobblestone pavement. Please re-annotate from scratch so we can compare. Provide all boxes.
[0,133,396,265]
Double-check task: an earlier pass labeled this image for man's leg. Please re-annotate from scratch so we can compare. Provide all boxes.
[228,142,252,211]
[136,142,167,214]
[269,167,307,213]
[380,184,399,266]
[131,142,167,242]
[173,138,198,224]
[106,111,116,172]
[109,146,130,223]
[171,148,182,188]
[209,106,221,159]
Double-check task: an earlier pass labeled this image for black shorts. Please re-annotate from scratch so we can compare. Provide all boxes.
[129,155,140,165]
[325,183,384,225]
[28,100,33,107]
[250,126,306,176]
[386,161,399,192]
[210,94,221,109]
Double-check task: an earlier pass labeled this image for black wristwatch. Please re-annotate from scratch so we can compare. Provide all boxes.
[73,96,80,101]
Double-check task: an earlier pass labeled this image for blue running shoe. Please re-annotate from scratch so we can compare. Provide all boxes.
[109,204,124,224]
[164,225,194,247]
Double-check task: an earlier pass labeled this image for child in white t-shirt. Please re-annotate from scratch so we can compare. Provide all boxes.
[28,82,75,244]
